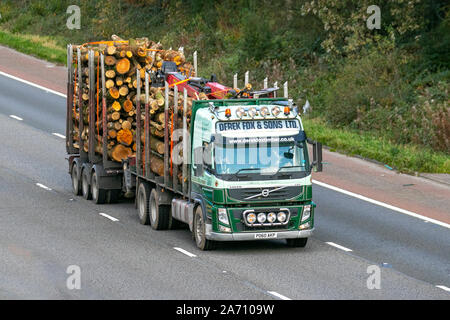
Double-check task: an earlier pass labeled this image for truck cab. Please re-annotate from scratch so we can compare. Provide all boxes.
[189,98,321,249]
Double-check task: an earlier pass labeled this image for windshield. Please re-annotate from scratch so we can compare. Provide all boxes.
[213,138,310,181]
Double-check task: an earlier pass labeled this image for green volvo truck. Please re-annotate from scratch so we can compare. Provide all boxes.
[67,46,322,251]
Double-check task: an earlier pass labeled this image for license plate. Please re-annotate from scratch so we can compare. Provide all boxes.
[254,232,277,239]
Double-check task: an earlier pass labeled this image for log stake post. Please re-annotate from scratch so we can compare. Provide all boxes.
[144,71,150,179]
[173,85,179,192]
[136,69,142,176]
[233,74,238,89]
[101,54,108,167]
[193,51,198,76]
[164,81,170,187]
[88,50,96,162]
[263,77,268,89]
[273,81,278,98]
[66,44,74,154]
[182,89,188,197]
[284,81,288,98]
[245,71,249,87]
[77,48,86,161]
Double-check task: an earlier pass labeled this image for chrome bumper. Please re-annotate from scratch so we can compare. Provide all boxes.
[206,228,314,241]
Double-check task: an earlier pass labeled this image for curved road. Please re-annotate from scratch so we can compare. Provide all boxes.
[0,72,449,299]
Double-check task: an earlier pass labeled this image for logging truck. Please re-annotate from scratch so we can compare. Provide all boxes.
[66,40,322,250]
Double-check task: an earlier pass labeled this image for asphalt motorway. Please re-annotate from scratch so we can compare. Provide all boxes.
[0,73,449,299]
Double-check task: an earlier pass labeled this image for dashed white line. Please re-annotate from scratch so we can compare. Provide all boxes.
[313,179,450,230]
[326,242,353,252]
[436,285,450,292]
[0,70,66,98]
[267,291,291,300]
[52,133,66,139]
[99,212,119,222]
[36,183,52,191]
[9,115,23,121]
[174,247,197,258]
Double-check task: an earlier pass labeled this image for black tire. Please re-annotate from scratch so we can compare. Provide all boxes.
[81,168,92,200]
[137,182,150,225]
[91,171,107,204]
[193,206,216,251]
[149,189,170,230]
[286,238,308,248]
[71,163,81,196]
[107,189,121,204]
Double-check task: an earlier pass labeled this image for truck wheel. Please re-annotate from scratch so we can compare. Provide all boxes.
[91,171,107,204]
[149,189,170,230]
[286,238,308,248]
[107,190,121,203]
[137,182,150,225]
[71,163,81,196]
[81,168,92,200]
[193,206,216,251]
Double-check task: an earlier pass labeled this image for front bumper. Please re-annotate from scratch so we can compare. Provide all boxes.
[206,228,314,241]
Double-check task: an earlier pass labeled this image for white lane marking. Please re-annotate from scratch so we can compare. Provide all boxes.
[0,70,66,98]
[52,133,66,139]
[313,179,450,230]
[436,285,450,292]
[174,247,197,258]
[9,115,23,121]
[99,212,119,222]
[326,242,353,252]
[36,183,52,191]
[267,291,291,300]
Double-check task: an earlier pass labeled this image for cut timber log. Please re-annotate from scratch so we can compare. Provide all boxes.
[117,129,133,146]
[116,58,131,75]
[109,144,132,162]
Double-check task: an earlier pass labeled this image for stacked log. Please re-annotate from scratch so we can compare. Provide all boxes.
[69,36,195,179]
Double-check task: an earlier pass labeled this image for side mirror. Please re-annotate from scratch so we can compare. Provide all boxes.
[307,139,323,172]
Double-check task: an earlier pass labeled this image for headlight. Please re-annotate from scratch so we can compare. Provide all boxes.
[236,107,245,118]
[301,205,311,222]
[260,106,269,117]
[277,211,287,223]
[218,208,229,225]
[257,212,267,223]
[267,212,277,223]
[271,106,281,117]
[246,212,256,224]
[248,107,257,118]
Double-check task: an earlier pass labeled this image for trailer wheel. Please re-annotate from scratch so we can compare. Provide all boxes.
[107,190,121,204]
[286,238,308,248]
[137,182,150,225]
[81,168,92,200]
[149,189,170,230]
[71,163,81,196]
[91,171,107,204]
[193,206,216,251]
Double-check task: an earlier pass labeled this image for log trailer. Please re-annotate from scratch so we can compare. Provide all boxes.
[66,45,323,250]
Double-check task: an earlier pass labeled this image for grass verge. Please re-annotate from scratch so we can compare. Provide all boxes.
[303,118,450,174]
[0,29,66,65]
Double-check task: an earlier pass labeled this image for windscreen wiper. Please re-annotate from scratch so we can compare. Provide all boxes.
[275,165,305,176]
[233,168,261,180]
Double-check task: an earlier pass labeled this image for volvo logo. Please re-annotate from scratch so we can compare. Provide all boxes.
[245,186,287,200]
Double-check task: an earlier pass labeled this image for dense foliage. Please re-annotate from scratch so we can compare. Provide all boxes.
[0,0,448,159]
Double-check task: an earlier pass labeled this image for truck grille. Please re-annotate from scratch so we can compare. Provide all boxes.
[228,186,303,202]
